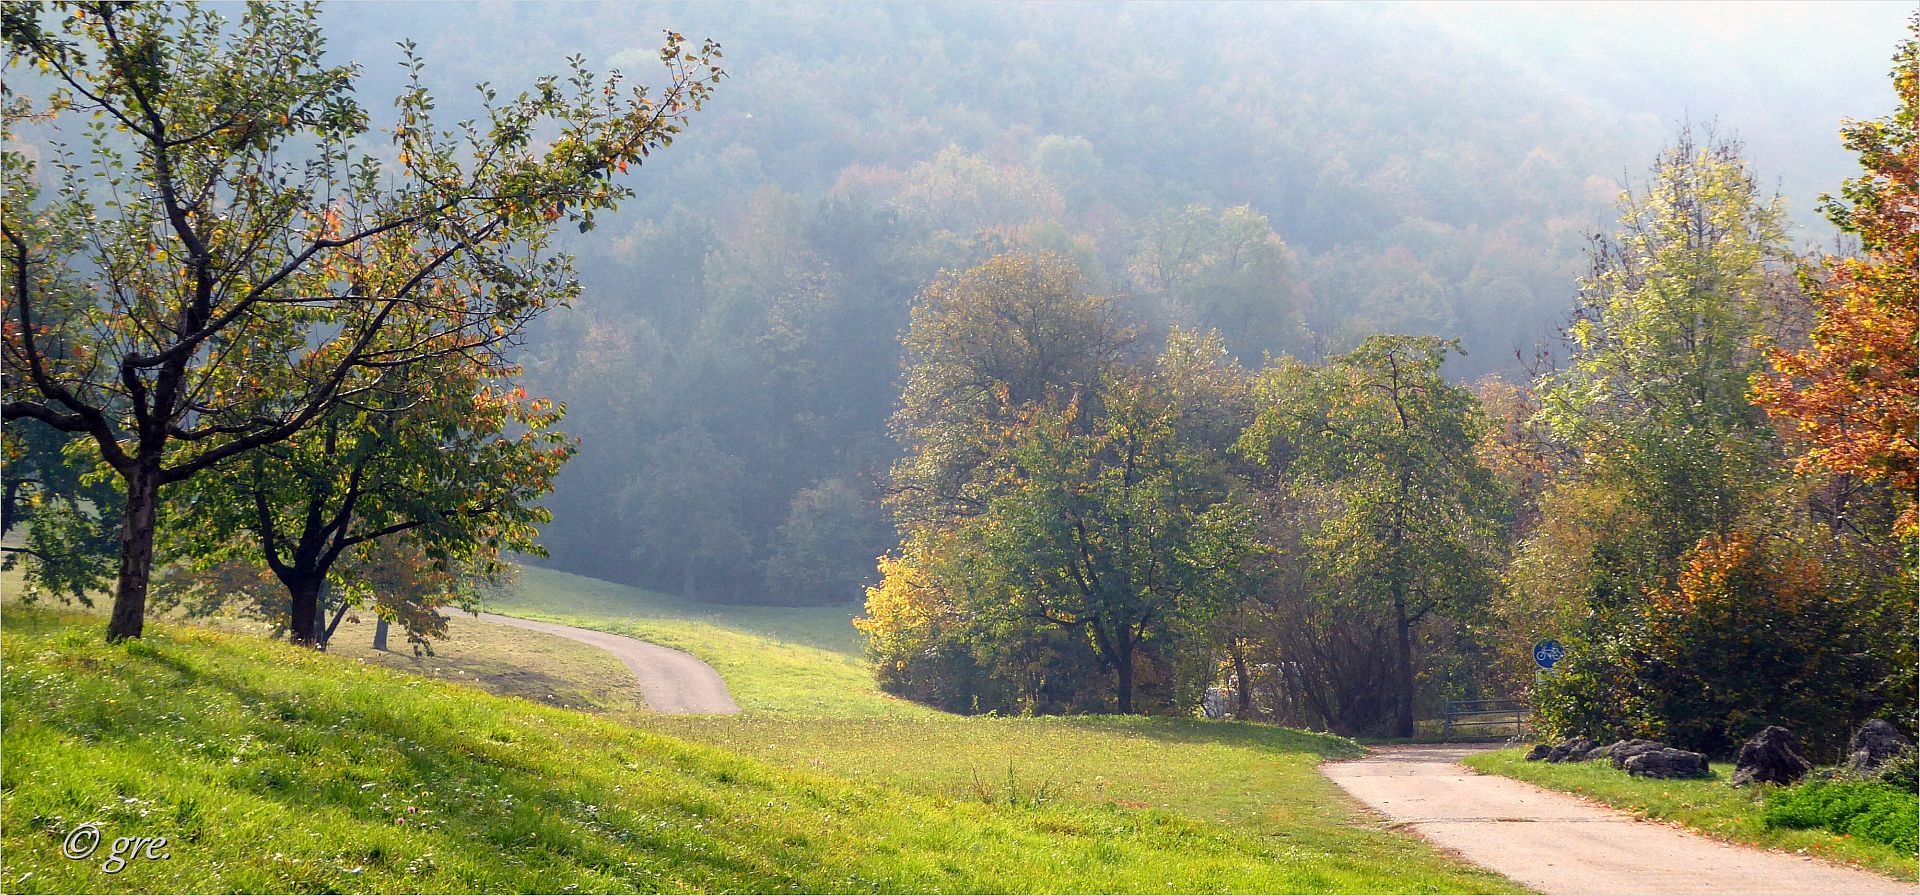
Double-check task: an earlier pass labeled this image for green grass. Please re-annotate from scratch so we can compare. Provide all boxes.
[500,566,866,655]
[654,714,1408,839]
[487,566,925,718]
[1763,780,1919,853]
[2,607,1520,894]
[1465,748,1918,881]
[326,612,653,715]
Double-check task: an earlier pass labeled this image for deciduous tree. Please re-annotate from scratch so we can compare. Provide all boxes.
[1240,336,1503,736]
[1754,25,1917,540]
[0,1,719,639]
[170,354,571,646]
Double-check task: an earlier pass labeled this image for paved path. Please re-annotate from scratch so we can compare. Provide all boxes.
[476,613,740,715]
[1323,744,1913,896]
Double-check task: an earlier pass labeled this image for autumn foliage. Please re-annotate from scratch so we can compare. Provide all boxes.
[1755,29,1918,538]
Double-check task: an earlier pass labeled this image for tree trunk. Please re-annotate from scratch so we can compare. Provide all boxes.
[2,475,25,535]
[372,617,390,651]
[106,464,162,641]
[1393,596,1416,738]
[1230,639,1253,717]
[1114,634,1135,714]
[288,575,324,647]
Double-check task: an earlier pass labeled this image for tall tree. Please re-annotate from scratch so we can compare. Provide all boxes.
[1754,24,1917,541]
[1535,128,1788,577]
[1240,336,1503,736]
[889,251,1133,526]
[0,1,720,638]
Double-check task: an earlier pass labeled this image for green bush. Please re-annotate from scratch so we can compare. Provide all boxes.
[1875,747,1918,793]
[1762,780,1919,853]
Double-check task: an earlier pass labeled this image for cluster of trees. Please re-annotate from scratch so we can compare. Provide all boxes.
[857,252,1501,732]
[2,2,718,645]
[859,28,1918,750]
[430,1,1646,601]
[1512,39,1918,758]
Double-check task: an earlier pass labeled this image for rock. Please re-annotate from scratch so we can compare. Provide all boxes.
[1624,747,1711,779]
[1525,743,1553,762]
[1201,686,1233,720]
[1847,720,1914,775]
[1731,726,1812,787]
[1546,736,1596,763]
[1597,738,1668,769]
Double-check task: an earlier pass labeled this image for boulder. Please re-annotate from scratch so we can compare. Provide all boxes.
[1731,726,1812,787]
[1624,747,1711,779]
[1596,738,1668,769]
[1847,720,1914,775]
[1524,743,1553,762]
[1545,736,1596,763]
[1201,686,1234,720]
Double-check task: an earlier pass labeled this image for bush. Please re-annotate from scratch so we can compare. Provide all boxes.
[1876,747,1918,793]
[1763,780,1919,853]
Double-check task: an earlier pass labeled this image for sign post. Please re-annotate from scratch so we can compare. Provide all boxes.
[1532,638,1565,672]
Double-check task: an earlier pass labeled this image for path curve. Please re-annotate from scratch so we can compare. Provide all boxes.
[1323,744,1911,896]
[476,613,739,715]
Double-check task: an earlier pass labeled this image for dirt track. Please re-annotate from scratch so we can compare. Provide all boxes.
[476,613,740,715]
[1323,744,1912,896]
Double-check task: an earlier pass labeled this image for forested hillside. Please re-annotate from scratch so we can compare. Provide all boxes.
[304,2,1899,603]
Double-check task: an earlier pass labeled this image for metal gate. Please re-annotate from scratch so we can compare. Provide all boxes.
[1442,699,1531,738]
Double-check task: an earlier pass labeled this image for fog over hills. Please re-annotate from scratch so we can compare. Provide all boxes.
[304,2,1908,599]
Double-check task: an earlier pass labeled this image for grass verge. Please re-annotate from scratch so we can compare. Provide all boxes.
[1464,748,1918,881]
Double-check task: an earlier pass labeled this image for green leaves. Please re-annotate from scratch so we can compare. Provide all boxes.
[2,2,717,637]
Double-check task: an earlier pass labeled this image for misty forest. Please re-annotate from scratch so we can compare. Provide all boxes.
[2,3,1916,894]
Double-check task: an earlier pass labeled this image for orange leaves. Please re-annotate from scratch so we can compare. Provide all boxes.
[1753,32,1918,539]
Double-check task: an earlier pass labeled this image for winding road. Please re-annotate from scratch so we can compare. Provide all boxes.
[1323,744,1912,896]
[476,613,740,715]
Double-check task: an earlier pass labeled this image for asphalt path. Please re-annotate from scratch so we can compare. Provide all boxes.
[476,613,740,715]
[1323,744,1912,896]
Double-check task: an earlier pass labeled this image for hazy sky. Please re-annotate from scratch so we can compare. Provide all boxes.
[1413,0,1911,237]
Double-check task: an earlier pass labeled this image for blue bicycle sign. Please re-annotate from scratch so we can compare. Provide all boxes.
[1533,639,1565,670]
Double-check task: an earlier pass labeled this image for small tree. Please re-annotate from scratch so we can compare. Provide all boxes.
[1,1,720,639]
[170,354,571,646]
[0,419,120,599]
[972,371,1255,713]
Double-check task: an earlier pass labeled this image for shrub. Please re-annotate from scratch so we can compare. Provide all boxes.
[1874,746,1918,793]
[1763,780,1919,853]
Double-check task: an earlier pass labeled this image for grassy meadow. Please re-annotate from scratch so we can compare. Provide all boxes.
[484,566,927,718]
[1466,748,1918,881]
[0,605,1522,894]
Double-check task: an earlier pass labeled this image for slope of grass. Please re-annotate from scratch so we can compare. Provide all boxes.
[326,612,652,715]
[1465,748,1917,881]
[2,608,1519,894]
[487,566,921,718]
